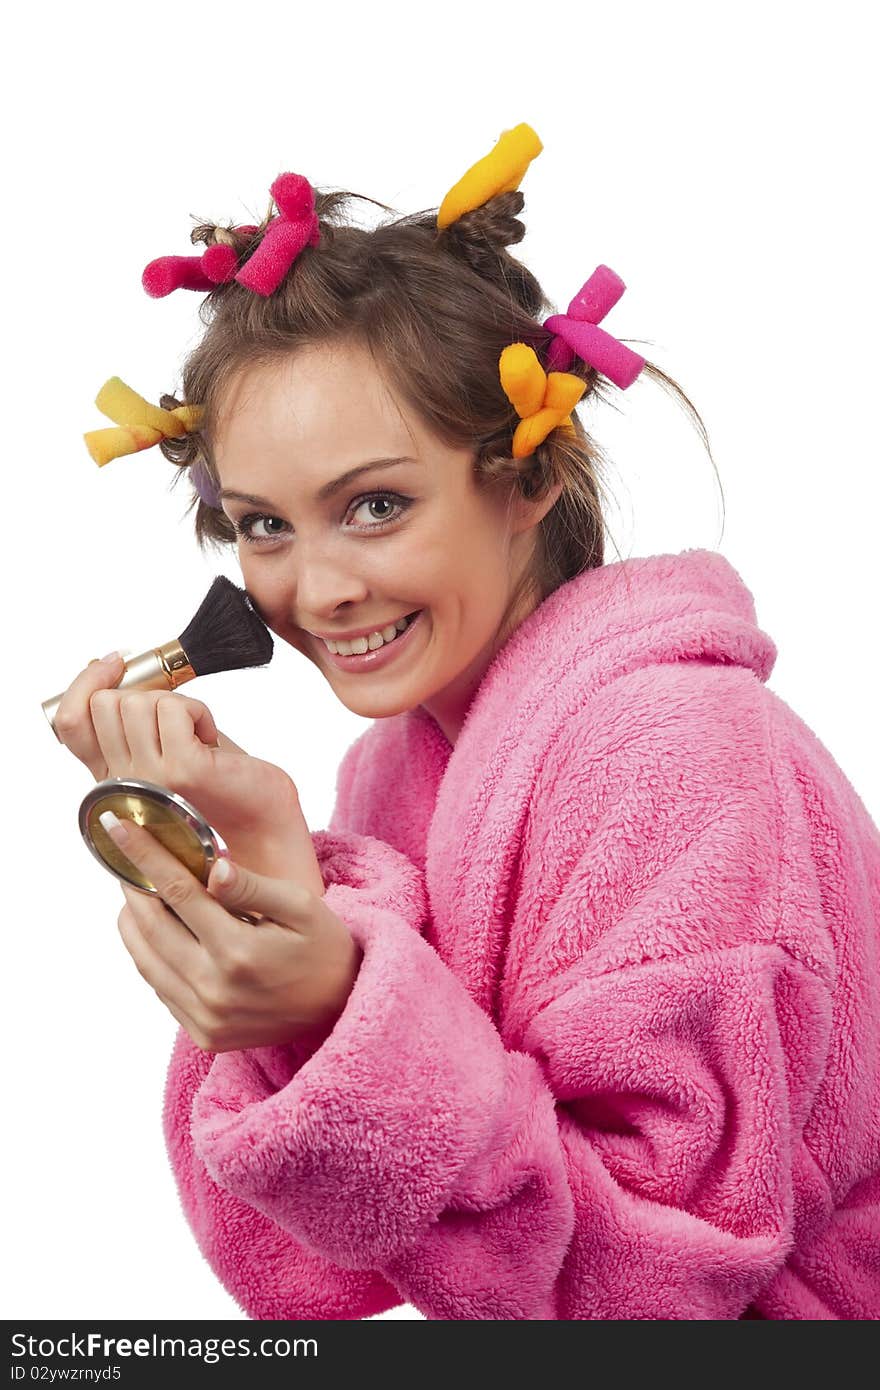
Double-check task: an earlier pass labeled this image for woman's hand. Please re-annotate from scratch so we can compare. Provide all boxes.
[53,653,215,780]
[105,812,362,1053]
[52,656,325,896]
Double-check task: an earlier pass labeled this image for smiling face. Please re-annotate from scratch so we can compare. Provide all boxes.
[213,339,559,746]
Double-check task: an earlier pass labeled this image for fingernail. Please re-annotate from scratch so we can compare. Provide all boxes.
[99,809,129,845]
[100,651,122,665]
[213,857,232,883]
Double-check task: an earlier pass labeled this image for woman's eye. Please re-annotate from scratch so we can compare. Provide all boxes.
[236,514,288,542]
[350,494,408,528]
[234,492,411,545]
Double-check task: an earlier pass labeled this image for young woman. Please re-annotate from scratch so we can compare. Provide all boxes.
[55,125,879,1319]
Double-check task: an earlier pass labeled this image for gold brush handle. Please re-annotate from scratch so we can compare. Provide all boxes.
[41,640,196,741]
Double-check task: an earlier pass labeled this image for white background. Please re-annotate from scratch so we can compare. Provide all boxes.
[4,0,877,1322]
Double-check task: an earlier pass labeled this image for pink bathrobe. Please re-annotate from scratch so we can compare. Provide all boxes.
[162,547,880,1319]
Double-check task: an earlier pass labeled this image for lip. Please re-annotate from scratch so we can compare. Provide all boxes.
[314,609,425,673]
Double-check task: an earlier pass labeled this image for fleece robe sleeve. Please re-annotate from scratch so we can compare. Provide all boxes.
[186,833,572,1319]
[162,731,412,1320]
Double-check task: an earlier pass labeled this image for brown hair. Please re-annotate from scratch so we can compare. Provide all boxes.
[159,187,722,627]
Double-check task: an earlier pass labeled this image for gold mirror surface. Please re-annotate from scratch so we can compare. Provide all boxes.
[86,791,209,893]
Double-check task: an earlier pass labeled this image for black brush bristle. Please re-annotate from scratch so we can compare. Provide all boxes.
[178,576,274,677]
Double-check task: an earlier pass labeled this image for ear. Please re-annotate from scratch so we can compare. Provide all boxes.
[508,476,565,537]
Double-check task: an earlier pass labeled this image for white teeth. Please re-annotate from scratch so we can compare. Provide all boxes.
[325,613,416,656]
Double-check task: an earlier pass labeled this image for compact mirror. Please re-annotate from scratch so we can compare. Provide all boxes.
[79,778,261,924]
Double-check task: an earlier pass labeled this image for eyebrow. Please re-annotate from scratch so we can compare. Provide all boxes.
[218,456,418,508]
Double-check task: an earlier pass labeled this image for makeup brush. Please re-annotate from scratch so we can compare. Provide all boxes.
[41,575,274,740]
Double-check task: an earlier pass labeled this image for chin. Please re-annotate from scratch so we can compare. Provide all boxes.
[339,688,419,720]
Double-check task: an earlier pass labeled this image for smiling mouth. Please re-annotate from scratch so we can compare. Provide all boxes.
[314,610,422,654]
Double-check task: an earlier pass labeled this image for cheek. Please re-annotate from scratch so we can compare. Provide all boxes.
[238,568,286,630]
[238,569,312,655]
[256,605,313,662]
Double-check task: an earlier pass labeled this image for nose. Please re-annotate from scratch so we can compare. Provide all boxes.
[285,538,372,627]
